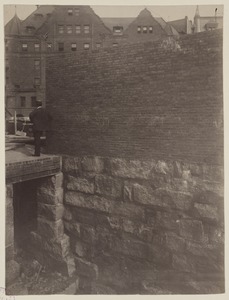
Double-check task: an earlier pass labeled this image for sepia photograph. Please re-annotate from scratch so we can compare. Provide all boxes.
[2,0,226,296]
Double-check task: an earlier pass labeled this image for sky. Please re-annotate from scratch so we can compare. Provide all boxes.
[3,3,224,25]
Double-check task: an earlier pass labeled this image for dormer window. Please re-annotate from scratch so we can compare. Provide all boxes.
[149,26,153,33]
[26,26,35,34]
[68,8,73,15]
[113,26,123,35]
[137,26,141,33]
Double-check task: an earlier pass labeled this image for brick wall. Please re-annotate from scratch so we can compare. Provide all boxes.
[45,30,224,294]
[46,29,223,165]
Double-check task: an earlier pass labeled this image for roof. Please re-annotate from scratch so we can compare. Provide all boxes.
[5,14,22,35]
[168,18,187,34]
[20,5,55,34]
[102,18,135,31]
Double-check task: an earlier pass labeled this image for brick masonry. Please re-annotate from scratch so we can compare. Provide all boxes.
[46,30,223,165]
[44,29,224,294]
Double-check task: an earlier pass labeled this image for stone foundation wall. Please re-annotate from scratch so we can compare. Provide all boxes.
[62,155,224,294]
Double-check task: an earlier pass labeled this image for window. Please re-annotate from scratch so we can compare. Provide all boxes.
[34,43,40,52]
[68,8,73,15]
[75,8,80,16]
[26,26,35,33]
[96,43,101,48]
[34,78,40,86]
[84,25,90,34]
[137,26,141,33]
[34,60,40,70]
[71,43,77,51]
[58,25,64,34]
[47,43,52,51]
[143,26,148,33]
[84,43,90,50]
[31,96,37,107]
[5,40,9,52]
[22,43,28,51]
[113,26,123,35]
[58,42,64,51]
[20,96,26,107]
[113,43,118,47]
[75,25,81,34]
[149,26,153,33]
[67,25,72,34]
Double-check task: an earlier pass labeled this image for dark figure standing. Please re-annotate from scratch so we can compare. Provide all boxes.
[29,101,52,156]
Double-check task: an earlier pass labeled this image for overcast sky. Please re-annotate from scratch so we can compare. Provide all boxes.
[4,4,224,25]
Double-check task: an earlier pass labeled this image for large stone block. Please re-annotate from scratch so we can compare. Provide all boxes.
[39,172,63,190]
[6,260,20,285]
[80,225,96,244]
[172,254,195,272]
[194,203,219,222]
[62,156,80,174]
[133,184,172,207]
[153,210,180,232]
[148,244,172,267]
[65,192,112,213]
[66,175,95,194]
[30,231,70,260]
[109,158,155,179]
[81,156,104,173]
[179,219,204,242]
[38,203,64,221]
[6,225,14,246]
[64,220,81,238]
[37,186,63,205]
[193,190,223,206]
[37,217,64,239]
[74,257,98,280]
[112,236,148,259]
[165,232,186,252]
[95,174,122,198]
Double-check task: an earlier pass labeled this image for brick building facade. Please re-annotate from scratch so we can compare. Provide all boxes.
[5,5,179,117]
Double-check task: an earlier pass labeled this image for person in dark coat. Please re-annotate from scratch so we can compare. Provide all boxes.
[29,100,52,156]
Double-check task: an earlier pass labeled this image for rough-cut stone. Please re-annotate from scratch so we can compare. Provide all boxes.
[179,219,204,242]
[40,172,63,190]
[65,192,112,213]
[112,236,148,259]
[193,190,222,205]
[153,160,174,176]
[6,260,20,285]
[37,217,64,239]
[6,184,13,198]
[133,184,172,207]
[62,156,80,173]
[80,225,96,244]
[75,240,86,257]
[148,244,172,267]
[74,257,99,280]
[6,244,14,262]
[172,254,195,272]
[114,201,145,219]
[109,158,155,179]
[165,232,186,252]
[6,204,14,226]
[30,232,70,259]
[194,203,219,222]
[37,186,63,204]
[154,211,180,232]
[63,206,73,221]
[123,181,134,201]
[95,174,122,198]
[202,164,223,182]
[170,191,193,211]
[6,225,14,246]
[81,156,104,173]
[63,220,81,238]
[66,175,94,194]
[38,203,64,221]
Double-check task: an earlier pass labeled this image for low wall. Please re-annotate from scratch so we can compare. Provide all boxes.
[62,155,224,294]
